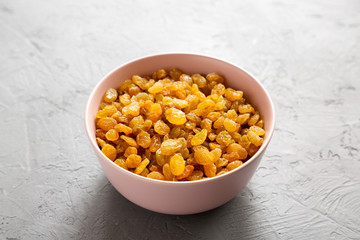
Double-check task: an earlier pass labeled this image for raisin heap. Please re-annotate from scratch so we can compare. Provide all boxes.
[95,68,265,181]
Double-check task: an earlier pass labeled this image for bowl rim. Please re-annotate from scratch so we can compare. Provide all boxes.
[85,52,275,185]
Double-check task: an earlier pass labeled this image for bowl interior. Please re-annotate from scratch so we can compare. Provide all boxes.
[85,53,275,177]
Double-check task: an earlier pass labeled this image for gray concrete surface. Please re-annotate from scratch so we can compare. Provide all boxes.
[1,0,360,239]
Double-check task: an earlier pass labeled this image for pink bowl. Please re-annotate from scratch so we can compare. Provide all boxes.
[85,53,275,215]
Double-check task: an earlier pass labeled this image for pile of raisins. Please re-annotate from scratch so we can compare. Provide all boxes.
[95,69,265,181]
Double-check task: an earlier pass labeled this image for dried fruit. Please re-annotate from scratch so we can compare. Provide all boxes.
[191,129,208,146]
[169,154,185,176]
[102,144,117,161]
[124,146,137,158]
[97,117,117,131]
[147,171,165,180]
[223,118,238,132]
[194,145,214,165]
[125,154,141,168]
[216,130,232,146]
[114,123,132,135]
[160,139,183,155]
[134,158,150,174]
[103,88,118,103]
[176,165,194,180]
[122,102,140,116]
[136,130,151,148]
[204,163,216,177]
[247,130,263,147]
[226,160,243,171]
[105,129,119,141]
[95,68,265,181]
[165,108,186,125]
[154,120,170,135]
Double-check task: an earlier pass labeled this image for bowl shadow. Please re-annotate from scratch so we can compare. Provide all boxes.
[76,175,266,240]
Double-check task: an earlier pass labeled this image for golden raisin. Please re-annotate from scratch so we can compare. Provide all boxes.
[249,125,265,136]
[197,99,215,110]
[148,81,164,94]
[124,146,137,158]
[247,144,259,157]
[226,160,243,171]
[213,117,225,129]
[102,144,117,161]
[125,154,141,168]
[225,109,238,121]
[122,102,140,116]
[186,170,204,181]
[119,80,133,92]
[194,145,214,165]
[224,88,243,101]
[204,163,217,177]
[97,117,117,131]
[169,68,183,81]
[156,69,167,79]
[96,137,106,148]
[223,152,240,162]
[103,105,118,116]
[248,111,260,126]
[165,108,186,125]
[216,130,233,146]
[96,109,107,119]
[114,158,127,169]
[215,158,228,168]
[217,168,229,176]
[176,165,194,180]
[191,129,208,146]
[211,148,222,162]
[208,132,217,142]
[147,171,165,180]
[179,74,193,85]
[169,154,185,176]
[149,135,162,152]
[136,130,151,148]
[160,139,183,155]
[132,75,148,90]
[209,142,221,150]
[191,74,207,88]
[134,158,150,174]
[128,116,144,128]
[238,104,255,114]
[140,168,149,177]
[154,120,170,135]
[200,119,212,132]
[162,163,173,181]
[236,113,250,124]
[226,143,248,159]
[119,94,130,106]
[103,88,118,103]
[120,135,138,147]
[255,119,264,128]
[247,130,263,147]
[186,112,202,124]
[206,112,221,122]
[105,129,119,141]
[223,118,238,132]
[173,98,188,109]
[206,73,224,83]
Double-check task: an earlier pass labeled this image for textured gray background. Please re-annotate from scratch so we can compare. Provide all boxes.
[1,0,360,239]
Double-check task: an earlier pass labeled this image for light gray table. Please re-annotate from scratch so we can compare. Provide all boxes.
[1,0,359,239]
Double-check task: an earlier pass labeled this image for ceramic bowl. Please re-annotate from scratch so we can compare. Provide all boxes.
[85,53,275,215]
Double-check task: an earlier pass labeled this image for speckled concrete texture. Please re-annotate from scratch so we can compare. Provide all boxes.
[1,0,360,239]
